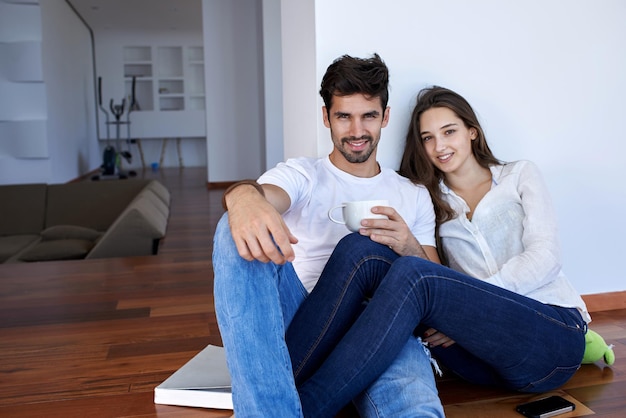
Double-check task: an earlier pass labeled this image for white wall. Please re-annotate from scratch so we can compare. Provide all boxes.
[280,0,626,296]
[0,0,98,185]
[202,0,265,182]
[280,1,318,160]
[0,1,48,184]
[261,0,284,170]
[41,0,99,182]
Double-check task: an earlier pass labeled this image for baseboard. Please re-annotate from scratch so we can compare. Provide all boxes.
[582,290,626,313]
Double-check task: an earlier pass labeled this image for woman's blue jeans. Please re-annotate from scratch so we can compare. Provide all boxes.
[286,233,587,417]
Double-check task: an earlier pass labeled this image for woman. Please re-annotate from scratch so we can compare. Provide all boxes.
[285,86,591,417]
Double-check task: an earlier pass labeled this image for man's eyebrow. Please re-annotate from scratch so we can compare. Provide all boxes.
[333,110,381,118]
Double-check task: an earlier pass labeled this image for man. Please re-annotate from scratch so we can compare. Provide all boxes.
[213,53,444,417]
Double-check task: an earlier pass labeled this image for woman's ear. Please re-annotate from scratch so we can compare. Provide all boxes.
[470,127,478,140]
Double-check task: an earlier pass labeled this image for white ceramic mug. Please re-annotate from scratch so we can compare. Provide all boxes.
[328,199,389,232]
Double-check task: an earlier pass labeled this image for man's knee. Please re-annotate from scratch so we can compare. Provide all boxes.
[335,232,388,253]
[213,213,243,267]
[355,337,444,417]
[214,213,232,246]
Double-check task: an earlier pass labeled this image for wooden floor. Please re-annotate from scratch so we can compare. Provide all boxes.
[0,167,623,417]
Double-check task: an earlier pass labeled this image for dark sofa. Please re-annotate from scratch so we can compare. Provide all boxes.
[0,179,170,263]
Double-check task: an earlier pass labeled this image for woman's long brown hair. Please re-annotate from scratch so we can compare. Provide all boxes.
[399,86,501,261]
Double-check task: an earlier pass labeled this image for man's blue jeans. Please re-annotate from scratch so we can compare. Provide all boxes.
[287,233,587,417]
[213,214,443,417]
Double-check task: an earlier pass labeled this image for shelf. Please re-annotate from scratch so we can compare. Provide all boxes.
[124,63,152,78]
[124,46,151,62]
[117,44,205,129]
[125,79,153,111]
[188,63,205,95]
[159,97,184,111]
[158,79,183,95]
[188,46,204,62]
[157,46,183,77]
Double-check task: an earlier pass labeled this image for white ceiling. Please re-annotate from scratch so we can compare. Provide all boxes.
[66,0,202,32]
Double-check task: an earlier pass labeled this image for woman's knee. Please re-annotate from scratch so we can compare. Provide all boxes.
[384,257,446,293]
[391,255,437,274]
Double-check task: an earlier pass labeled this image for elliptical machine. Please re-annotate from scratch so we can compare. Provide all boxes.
[93,76,137,180]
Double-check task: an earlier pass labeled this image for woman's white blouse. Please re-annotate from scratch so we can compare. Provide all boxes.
[439,160,590,322]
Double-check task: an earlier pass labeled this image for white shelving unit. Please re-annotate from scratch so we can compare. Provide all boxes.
[187,46,205,110]
[123,45,205,113]
[156,46,184,111]
[119,45,206,139]
[123,46,153,111]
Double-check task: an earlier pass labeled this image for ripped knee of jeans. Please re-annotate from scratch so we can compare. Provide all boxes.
[417,336,443,376]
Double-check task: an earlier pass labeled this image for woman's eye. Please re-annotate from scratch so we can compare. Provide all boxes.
[421,136,431,142]
[445,129,455,135]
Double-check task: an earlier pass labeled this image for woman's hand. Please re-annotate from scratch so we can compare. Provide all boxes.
[423,328,456,348]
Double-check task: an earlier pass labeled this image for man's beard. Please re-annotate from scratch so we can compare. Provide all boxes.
[339,135,376,163]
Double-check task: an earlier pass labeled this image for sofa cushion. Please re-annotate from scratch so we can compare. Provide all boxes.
[41,225,103,241]
[19,239,95,262]
[136,189,170,219]
[145,180,171,206]
[86,192,169,259]
[45,180,151,231]
[0,235,40,263]
[0,184,47,235]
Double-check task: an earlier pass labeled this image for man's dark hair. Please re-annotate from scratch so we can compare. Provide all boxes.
[319,53,389,113]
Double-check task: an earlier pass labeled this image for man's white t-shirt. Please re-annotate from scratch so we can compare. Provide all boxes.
[258,156,436,292]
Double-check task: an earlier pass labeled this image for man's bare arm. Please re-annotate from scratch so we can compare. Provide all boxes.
[223,182,297,264]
